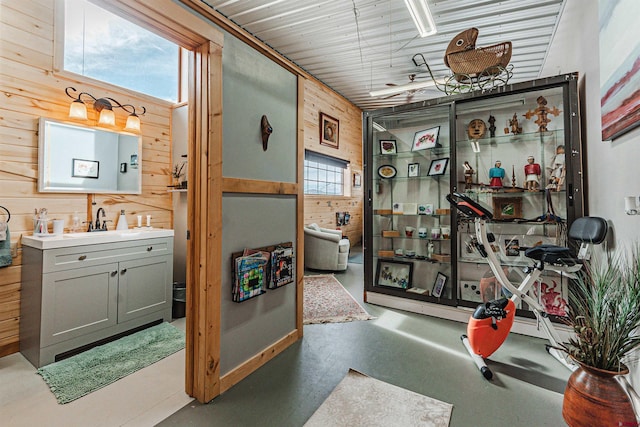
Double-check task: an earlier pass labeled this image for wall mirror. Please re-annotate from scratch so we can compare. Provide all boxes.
[38,118,142,194]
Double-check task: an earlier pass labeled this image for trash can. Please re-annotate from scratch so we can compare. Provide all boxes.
[172,282,186,319]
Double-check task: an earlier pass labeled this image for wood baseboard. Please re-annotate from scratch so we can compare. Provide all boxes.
[0,341,20,358]
[219,329,299,395]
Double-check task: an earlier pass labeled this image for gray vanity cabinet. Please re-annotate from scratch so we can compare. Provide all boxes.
[20,236,173,368]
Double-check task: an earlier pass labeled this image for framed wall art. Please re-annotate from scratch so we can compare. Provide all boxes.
[492,197,523,220]
[379,139,397,154]
[432,272,448,298]
[375,259,413,290]
[408,163,420,177]
[411,126,440,151]
[72,158,99,179]
[353,173,361,187]
[320,112,339,149]
[427,158,449,176]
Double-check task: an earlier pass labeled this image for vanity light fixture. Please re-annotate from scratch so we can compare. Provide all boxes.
[404,0,437,38]
[65,87,145,132]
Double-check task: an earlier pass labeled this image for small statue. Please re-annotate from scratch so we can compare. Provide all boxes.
[504,113,522,135]
[489,160,505,189]
[463,161,475,190]
[488,115,496,137]
[524,96,561,133]
[524,156,542,191]
[546,145,566,191]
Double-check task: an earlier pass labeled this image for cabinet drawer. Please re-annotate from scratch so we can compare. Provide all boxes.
[42,237,173,273]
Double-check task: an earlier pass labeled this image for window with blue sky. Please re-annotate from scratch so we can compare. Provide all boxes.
[64,0,179,102]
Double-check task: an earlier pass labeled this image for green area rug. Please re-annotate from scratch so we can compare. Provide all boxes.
[37,322,185,404]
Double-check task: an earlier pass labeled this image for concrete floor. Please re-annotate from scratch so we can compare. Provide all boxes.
[160,246,570,426]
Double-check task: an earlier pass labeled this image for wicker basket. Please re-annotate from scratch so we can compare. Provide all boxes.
[446,42,512,79]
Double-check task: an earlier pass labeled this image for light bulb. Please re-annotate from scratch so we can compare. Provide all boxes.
[125,114,141,132]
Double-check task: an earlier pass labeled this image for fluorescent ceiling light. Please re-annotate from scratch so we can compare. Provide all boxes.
[369,80,438,98]
[404,0,437,37]
[372,122,387,132]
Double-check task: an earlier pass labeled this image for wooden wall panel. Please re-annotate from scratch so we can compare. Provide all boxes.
[0,0,174,356]
[303,79,363,244]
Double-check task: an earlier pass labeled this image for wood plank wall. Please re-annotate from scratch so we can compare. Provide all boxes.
[303,79,363,244]
[0,0,174,357]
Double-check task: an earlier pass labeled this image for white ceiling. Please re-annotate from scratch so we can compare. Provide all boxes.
[198,0,566,111]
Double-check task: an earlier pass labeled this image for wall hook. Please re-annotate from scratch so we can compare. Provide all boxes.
[261,115,273,151]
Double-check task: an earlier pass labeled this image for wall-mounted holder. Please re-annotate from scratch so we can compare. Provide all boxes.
[624,196,639,215]
[261,115,273,151]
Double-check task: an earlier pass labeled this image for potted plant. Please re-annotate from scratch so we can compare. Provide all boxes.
[560,247,640,426]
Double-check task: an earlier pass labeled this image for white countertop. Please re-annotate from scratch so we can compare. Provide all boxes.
[22,228,175,250]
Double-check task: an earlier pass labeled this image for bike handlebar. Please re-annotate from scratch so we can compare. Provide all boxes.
[446,193,493,219]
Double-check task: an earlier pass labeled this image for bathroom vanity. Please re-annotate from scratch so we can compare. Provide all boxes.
[20,229,174,367]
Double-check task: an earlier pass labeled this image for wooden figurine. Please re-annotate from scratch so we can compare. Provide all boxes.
[524,156,542,191]
[504,113,522,135]
[488,115,496,137]
[463,161,475,190]
[524,96,561,132]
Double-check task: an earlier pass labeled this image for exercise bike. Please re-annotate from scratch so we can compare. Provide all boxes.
[446,192,608,380]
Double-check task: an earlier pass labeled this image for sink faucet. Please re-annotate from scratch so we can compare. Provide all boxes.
[95,207,106,230]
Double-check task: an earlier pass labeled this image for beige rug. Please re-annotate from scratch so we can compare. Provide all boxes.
[304,369,453,426]
[304,275,375,324]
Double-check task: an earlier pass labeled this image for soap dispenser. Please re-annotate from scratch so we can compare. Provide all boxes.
[116,210,129,230]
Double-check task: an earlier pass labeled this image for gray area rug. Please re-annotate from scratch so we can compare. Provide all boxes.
[305,369,453,426]
[37,322,185,404]
[304,275,375,324]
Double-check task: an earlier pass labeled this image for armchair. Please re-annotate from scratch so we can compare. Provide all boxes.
[304,223,350,271]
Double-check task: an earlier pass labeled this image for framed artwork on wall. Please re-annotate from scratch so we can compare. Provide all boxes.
[353,173,362,187]
[72,158,99,179]
[320,112,339,149]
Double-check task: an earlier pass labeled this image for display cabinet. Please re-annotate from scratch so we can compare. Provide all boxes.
[363,73,584,321]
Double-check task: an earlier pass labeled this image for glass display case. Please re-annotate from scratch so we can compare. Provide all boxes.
[363,73,584,319]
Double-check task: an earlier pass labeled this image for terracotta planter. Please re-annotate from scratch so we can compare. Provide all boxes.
[563,360,637,427]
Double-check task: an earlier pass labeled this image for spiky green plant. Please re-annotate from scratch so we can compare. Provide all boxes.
[561,247,640,372]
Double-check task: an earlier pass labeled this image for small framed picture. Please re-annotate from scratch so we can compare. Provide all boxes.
[353,173,362,187]
[120,162,127,173]
[130,154,139,169]
[375,259,413,290]
[418,204,433,215]
[379,139,397,154]
[492,197,523,220]
[432,272,448,298]
[427,158,449,176]
[320,112,339,149]
[412,126,440,151]
[505,238,520,256]
[408,163,420,177]
[72,158,99,179]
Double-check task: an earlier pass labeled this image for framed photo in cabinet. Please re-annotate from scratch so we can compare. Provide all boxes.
[412,126,440,151]
[427,158,449,176]
[379,139,397,154]
[375,259,412,290]
[492,197,523,220]
[408,163,420,177]
[432,272,448,298]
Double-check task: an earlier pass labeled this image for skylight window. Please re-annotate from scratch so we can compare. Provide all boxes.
[64,0,179,102]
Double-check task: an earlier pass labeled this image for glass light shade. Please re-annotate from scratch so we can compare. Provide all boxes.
[69,101,88,120]
[98,108,116,126]
[124,114,141,132]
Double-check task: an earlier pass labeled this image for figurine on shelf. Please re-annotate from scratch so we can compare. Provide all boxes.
[524,96,561,133]
[488,115,496,137]
[463,161,475,190]
[524,156,542,191]
[504,113,522,135]
[489,160,505,189]
[546,145,566,191]
[427,241,435,259]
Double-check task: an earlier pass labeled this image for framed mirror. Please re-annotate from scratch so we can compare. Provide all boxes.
[38,118,142,194]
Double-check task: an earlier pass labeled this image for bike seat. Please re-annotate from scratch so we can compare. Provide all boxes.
[524,244,575,266]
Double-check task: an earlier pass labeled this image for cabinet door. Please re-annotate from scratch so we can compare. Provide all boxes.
[41,263,119,347]
[117,255,171,323]
[368,104,454,301]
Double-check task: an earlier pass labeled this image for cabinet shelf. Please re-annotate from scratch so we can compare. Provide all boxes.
[463,130,561,147]
[374,147,450,159]
[376,255,451,265]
